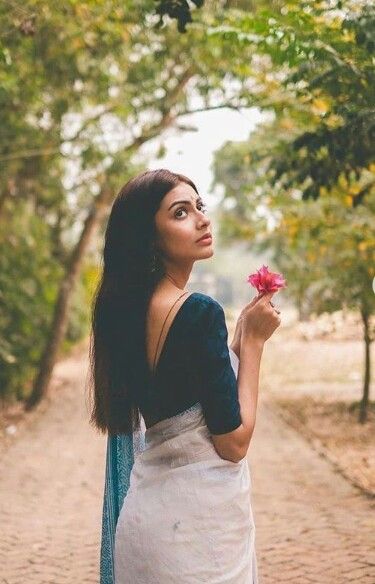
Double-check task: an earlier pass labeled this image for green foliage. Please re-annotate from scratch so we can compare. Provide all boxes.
[63,261,101,350]
[154,0,205,33]
[272,114,375,203]
[1,0,373,409]
[0,202,63,401]
[1,0,262,403]
[208,1,375,202]
[210,0,375,326]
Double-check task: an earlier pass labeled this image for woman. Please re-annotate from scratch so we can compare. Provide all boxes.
[89,169,281,584]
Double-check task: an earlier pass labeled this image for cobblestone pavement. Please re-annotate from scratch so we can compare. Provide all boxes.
[249,399,375,584]
[0,348,106,584]
[1,347,374,583]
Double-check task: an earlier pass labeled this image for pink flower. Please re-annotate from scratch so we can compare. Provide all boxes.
[247,264,287,294]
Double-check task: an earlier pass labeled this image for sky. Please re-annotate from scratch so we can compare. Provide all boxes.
[140,105,265,210]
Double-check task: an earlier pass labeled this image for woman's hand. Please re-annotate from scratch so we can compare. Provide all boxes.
[230,293,264,358]
[230,318,242,359]
[241,291,281,346]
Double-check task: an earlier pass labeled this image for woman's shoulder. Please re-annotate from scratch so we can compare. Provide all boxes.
[187,292,224,327]
[189,291,222,309]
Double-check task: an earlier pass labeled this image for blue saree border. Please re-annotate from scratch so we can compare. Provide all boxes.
[100,429,145,584]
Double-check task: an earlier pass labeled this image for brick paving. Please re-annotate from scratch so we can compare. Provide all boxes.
[1,346,374,583]
[249,399,375,583]
[0,349,106,584]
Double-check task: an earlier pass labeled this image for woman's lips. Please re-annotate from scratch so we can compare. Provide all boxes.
[196,235,213,244]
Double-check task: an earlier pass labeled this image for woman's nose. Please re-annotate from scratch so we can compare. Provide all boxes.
[199,213,210,226]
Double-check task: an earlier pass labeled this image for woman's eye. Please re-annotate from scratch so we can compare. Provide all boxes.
[175,203,207,219]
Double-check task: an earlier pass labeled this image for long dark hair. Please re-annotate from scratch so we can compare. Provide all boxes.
[88,169,199,436]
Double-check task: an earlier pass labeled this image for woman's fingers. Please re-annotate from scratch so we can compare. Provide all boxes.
[269,300,280,313]
[239,290,281,324]
[251,291,281,316]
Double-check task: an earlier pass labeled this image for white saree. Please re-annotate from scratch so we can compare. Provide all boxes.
[113,348,258,583]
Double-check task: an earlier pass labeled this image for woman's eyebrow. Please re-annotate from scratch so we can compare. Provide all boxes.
[168,197,202,210]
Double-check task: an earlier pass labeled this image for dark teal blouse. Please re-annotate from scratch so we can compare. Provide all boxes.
[136,292,242,435]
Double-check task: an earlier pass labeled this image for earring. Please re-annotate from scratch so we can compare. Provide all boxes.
[150,242,158,273]
[151,252,157,273]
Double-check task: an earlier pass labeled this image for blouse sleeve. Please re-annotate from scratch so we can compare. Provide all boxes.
[195,300,242,435]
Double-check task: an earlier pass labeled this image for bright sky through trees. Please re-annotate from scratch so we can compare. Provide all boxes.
[144,104,266,206]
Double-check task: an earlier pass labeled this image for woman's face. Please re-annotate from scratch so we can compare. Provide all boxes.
[154,182,213,266]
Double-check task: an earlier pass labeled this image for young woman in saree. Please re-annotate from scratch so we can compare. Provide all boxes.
[88,169,281,584]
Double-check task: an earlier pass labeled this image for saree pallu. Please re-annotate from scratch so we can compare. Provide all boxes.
[100,348,258,584]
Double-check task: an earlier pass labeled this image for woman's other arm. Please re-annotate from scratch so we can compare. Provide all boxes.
[229,319,241,359]
[229,292,262,359]
[211,291,280,462]
[211,338,263,462]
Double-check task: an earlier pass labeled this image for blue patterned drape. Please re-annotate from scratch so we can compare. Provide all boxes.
[100,423,146,584]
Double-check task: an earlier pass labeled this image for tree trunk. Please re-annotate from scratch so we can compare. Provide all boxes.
[358,307,371,424]
[0,183,12,223]
[0,190,8,218]
[297,295,310,322]
[25,186,112,410]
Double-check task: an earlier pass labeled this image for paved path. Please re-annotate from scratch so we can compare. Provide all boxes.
[0,347,105,584]
[1,346,374,583]
[249,400,375,583]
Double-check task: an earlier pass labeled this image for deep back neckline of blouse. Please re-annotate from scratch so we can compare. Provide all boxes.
[145,291,199,382]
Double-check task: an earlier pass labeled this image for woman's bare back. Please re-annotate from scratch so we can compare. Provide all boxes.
[145,289,192,374]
